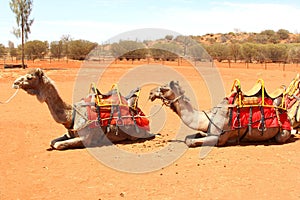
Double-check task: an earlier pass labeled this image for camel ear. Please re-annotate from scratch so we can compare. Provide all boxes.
[169,80,176,88]
[35,68,44,78]
[169,80,179,89]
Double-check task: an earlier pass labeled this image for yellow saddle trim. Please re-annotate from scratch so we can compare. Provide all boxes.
[230,79,285,109]
[285,74,300,97]
[89,83,127,107]
[88,83,141,109]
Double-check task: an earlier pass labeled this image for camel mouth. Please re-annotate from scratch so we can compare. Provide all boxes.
[149,92,157,102]
[150,96,156,101]
[12,83,20,89]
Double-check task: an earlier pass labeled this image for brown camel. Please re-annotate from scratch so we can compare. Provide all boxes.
[149,80,291,147]
[13,68,154,150]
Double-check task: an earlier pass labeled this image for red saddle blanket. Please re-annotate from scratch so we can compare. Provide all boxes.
[228,97,291,131]
[84,95,150,131]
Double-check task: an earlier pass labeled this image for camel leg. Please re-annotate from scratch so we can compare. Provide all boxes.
[52,137,84,150]
[185,135,219,147]
[50,133,70,148]
[274,129,291,143]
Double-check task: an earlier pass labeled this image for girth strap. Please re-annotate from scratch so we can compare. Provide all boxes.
[258,106,266,134]
[96,105,102,127]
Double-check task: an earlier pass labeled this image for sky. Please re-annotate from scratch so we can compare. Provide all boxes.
[1,0,300,46]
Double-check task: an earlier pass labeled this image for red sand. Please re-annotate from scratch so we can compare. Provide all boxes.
[0,60,299,200]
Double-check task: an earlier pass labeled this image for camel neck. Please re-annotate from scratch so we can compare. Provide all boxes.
[41,82,73,128]
[172,99,209,132]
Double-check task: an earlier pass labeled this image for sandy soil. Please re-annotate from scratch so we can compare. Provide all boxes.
[0,60,299,200]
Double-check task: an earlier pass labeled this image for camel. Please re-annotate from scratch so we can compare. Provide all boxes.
[149,80,291,147]
[13,68,155,150]
[283,74,300,133]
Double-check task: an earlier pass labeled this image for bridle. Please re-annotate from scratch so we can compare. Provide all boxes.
[156,86,184,107]
[161,94,184,107]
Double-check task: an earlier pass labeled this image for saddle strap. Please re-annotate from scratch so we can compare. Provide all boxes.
[258,106,265,135]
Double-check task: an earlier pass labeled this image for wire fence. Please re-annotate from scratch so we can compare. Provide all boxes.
[0,55,299,71]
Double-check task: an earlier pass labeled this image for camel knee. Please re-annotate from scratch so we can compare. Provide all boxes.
[52,141,68,150]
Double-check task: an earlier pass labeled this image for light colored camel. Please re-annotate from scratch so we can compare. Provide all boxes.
[149,80,291,147]
[13,68,154,150]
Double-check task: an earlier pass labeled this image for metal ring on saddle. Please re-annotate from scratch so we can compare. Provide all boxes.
[116,118,124,126]
[258,121,267,132]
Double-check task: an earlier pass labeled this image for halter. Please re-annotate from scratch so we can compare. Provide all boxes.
[155,86,184,106]
[161,94,184,107]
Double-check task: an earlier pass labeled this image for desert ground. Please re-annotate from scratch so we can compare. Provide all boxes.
[0,59,299,200]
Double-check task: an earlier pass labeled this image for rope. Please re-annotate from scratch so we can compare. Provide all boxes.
[133,98,165,119]
[0,89,19,104]
[140,103,165,118]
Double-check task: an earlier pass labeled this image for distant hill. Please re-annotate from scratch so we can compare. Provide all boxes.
[191,30,300,45]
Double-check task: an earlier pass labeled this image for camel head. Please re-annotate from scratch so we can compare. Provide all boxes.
[149,81,186,105]
[125,87,140,108]
[12,68,51,102]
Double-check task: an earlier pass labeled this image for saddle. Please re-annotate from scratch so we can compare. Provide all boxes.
[85,83,149,131]
[227,79,291,132]
[230,79,285,109]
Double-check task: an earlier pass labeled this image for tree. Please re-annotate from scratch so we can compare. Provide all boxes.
[110,40,145,60]
[10,0,34,68]
[254,44,268,63]
[110,43,127,58]
[165,35,174,41]
[228,42,242,62]
[24,40,48,60]
[61,34,71,59]
[288,44,300,63]
[260,29,276,37]
[0,44,6,58]
[174,35,195,55]
[266,44,288,63]
[187,45,205,61]
[151,42,183,61]
[68,40,98,60]
[277,29,290,40]
[50,41,63,59]
[241,43,257,63]
[206,43,229,62]
[8,41,18,59]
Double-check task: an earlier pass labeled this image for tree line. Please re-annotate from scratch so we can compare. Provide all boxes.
[1,31,300,64]
[0,37,98,61]
[6,0,300,67]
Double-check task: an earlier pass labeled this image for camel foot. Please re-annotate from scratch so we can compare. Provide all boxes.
[52,142,67,150]
[185,138,201,147]
[291,129,297,135]
[185,135,219,147]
